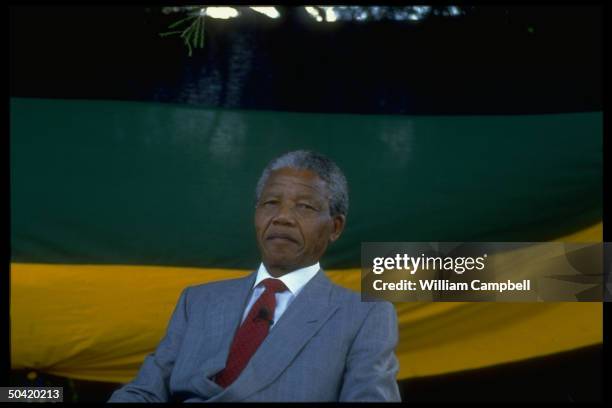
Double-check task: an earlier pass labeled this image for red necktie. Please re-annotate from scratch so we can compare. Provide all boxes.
[214,278,288,388]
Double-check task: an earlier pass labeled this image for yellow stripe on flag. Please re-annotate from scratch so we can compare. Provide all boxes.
[10,223,603,382]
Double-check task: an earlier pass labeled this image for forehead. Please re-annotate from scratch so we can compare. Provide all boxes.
[261,167,328,198]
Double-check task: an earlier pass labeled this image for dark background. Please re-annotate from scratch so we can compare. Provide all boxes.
[10,6,602,114]
[9,5,603,402]
[9,345,603,403]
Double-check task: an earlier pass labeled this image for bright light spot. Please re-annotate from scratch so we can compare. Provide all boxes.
[250,6,280,19]
[414,6,431,15]
[448,6,461,16]
[301,5,445,23]
[305,6,323,22]
[205,7,239,19]
[323,7,337,22]
[355,10,368,21]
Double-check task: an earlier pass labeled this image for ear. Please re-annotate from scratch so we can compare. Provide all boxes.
[329,214,346,243]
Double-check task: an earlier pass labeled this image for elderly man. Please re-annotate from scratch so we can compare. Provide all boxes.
[108,150,400,402]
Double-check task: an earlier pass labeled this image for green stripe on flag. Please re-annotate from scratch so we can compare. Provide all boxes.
[10,98,602,268]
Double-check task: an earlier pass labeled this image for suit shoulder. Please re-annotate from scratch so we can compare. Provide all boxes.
[328,280,395,315]
[188,275,247,290]
[185,274,252,298]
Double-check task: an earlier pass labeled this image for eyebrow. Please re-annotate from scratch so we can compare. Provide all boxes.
[260,188,327,203]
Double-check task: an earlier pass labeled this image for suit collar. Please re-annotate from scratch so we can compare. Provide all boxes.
[254,262,321,296]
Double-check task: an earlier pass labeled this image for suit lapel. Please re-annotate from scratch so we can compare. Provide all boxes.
[212,270,339,402]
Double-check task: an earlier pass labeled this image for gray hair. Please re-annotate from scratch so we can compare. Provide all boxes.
[255,150,349,217]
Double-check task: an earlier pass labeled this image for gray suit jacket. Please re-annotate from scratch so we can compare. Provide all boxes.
[108,269,400,402]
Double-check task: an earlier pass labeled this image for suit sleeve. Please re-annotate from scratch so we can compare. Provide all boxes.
[338,301,401,402]
[107,287,190,402]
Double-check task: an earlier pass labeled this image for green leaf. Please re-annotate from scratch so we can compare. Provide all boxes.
[159,10,207,56]
[168,15,196,29]
[159,30,184,37]
[199,16,205,48]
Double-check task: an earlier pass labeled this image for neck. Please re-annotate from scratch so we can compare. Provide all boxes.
[264,262,318,278]
[265,264,293,278]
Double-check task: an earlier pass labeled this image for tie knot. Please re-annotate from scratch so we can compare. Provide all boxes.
[261,278,287,293]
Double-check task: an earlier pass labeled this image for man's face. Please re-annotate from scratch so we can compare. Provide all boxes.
[255,167,345,277]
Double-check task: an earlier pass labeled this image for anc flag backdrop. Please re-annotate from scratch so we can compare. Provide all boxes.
[10,6,602,383]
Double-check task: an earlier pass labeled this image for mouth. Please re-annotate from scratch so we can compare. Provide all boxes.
[265,232,300,245]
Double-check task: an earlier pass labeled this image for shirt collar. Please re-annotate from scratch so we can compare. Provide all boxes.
[254,262,321,296]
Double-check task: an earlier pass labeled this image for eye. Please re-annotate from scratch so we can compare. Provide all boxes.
[297,203,317,211]
[261,199,279,207]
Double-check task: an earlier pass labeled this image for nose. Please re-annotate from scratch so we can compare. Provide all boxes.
[271,202,296,226]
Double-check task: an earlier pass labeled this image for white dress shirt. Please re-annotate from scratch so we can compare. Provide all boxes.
[240,262,321,328]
